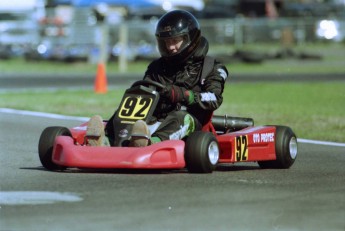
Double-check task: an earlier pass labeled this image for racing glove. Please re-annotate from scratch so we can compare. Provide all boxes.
[160,85,195,105]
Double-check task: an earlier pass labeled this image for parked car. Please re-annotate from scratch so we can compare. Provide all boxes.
[0,0,44,58]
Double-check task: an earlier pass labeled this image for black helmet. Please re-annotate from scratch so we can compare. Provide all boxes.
[155,10,201,63]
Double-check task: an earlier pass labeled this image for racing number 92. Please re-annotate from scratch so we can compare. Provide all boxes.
[235,135,248,161]
[119,96,152,120]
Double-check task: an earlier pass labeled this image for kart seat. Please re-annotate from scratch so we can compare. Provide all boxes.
[201,112,217,135]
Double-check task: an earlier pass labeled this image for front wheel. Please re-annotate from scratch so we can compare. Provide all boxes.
[185,132,220,173]
[38,126,71,171]
[258,126,298,169]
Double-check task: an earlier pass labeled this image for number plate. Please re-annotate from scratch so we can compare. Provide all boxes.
[118,95,153,120]
[235,135,249,161]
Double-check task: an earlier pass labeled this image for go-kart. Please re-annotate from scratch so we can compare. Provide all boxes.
[38,80,298,173]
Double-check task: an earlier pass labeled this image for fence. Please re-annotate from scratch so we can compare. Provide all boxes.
[15,9,343,63]
[112,17,321,47]
[108,17,323,68]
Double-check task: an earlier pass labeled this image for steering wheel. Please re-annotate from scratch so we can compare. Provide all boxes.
[131,79,165,90]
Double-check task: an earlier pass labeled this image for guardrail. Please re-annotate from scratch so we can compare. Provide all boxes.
[3,14,342,63]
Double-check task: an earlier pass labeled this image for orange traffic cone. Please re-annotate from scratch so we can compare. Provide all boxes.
[94,63,107,94]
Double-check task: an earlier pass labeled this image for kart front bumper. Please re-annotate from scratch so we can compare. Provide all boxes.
[52,136,186,169]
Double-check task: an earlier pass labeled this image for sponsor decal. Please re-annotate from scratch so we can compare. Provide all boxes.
[200,92,217,102]
[169,115,194,140]
[217,68,228,80]
[253,132,275,143]
[118,129,129,138]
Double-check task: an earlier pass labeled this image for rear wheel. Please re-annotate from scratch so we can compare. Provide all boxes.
[258,126,298,169]
[185,132,219,173]
[38,126,71,171]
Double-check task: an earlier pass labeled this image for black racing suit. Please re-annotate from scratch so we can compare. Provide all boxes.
[143,56,228,141]
[105,37,228,145]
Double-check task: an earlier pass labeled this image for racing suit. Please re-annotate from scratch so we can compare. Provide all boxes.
[143,54,228,141]
[105,37,228,145]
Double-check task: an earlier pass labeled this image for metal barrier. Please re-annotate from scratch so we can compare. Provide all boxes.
[23,10,343,62]
[116,17,319,47]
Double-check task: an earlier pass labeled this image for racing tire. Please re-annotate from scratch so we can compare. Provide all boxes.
[185,132,220,173]
[258,126,298,169]
[38,126,71,171]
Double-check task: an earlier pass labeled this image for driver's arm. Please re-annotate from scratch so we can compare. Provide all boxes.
[193,62,228,111]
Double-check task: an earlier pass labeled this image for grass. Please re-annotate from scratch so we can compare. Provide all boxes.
[219,82,345,143]
[1,81,344,143]
[1,42,344,142]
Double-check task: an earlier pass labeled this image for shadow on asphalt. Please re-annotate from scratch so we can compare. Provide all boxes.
[21,164,262,174]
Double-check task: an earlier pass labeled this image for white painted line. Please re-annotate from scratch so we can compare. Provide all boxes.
[1,108,345,147]
[0,191,83,205]
[0,108,89,122]
[298,138,345,147]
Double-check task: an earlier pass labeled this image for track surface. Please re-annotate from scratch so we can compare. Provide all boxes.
[1,73,344,91]
[1,111,344,231]
[1,72,344,230]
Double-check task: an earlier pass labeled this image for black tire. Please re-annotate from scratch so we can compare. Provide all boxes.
[185,132,220,173]
[38,126,71,171]
[258,126,298,169]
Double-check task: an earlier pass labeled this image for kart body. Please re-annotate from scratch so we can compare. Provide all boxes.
[39,80,298,173]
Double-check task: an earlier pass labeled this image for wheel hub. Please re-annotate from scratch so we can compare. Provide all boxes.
[208,141,219,165]
[289,137,298,159]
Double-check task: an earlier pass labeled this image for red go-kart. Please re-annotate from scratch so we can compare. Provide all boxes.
[38,80,298,173]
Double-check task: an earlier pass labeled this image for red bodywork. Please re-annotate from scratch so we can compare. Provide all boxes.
[51,121,277,169]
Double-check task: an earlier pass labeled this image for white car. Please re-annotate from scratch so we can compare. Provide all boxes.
[148,0,204,11]
[316,18,345,42]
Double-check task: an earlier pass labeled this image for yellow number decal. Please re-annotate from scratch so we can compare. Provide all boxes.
[235,135,248,161]
[119,96,153,120]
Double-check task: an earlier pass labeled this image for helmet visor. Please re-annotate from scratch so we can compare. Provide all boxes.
[157,34,190,58]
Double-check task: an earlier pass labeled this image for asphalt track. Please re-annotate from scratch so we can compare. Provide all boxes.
[1,73,345,230]
[1,73,345,91]
[1,109,345,231]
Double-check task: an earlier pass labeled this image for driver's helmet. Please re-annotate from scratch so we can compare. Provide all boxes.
[155,10,201,63]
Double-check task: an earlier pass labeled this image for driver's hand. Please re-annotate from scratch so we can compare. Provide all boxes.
[160,85,194,105]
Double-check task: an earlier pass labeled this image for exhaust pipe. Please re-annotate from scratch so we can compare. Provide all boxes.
[212,115,254,132]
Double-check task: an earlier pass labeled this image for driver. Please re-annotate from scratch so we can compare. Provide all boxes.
[86,10,228,147]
